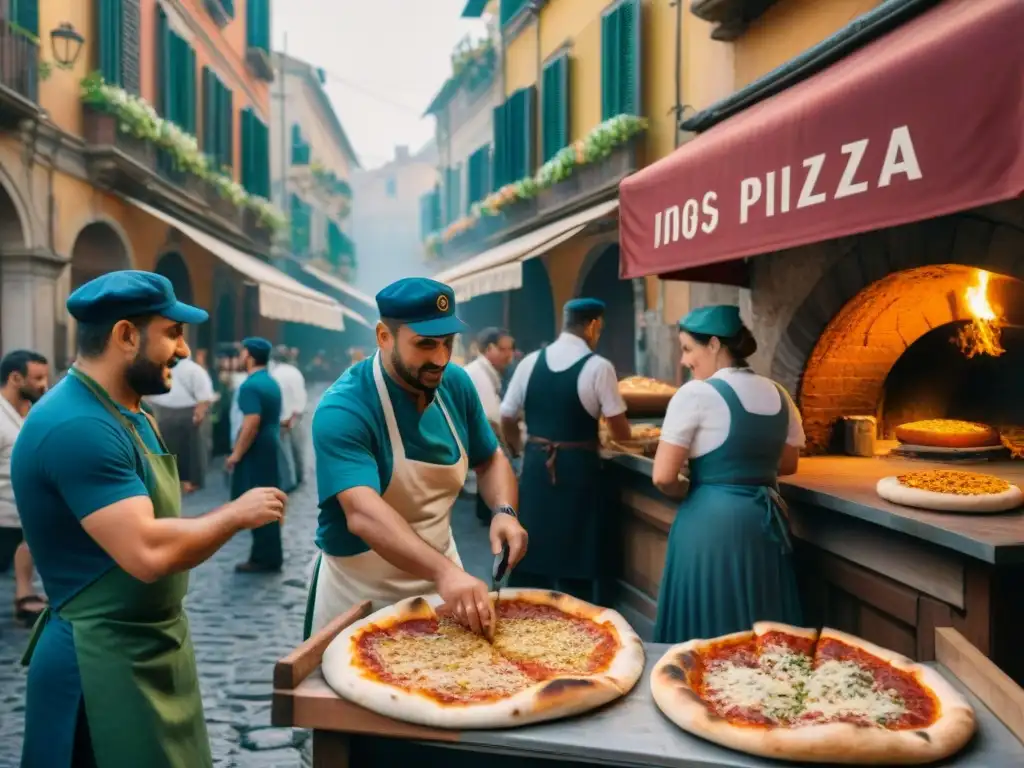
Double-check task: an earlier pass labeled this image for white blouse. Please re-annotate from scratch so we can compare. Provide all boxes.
[660,368,806,458]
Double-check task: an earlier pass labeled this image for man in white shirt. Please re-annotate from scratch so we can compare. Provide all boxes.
[0,349,50,626]
[464,328,516,524]
[271,345,308,492]
[147,354,215,493]
[500,298,632,602]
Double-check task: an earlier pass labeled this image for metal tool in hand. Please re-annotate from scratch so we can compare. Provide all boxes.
[491,540,511,619]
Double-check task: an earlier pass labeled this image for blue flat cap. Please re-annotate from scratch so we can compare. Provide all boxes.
[242,337,272,355]
[67,270,208,325]
[376,277,467,337]
[564,297,606,313]
[679,305,742,337]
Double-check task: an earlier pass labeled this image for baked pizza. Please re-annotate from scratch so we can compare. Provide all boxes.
[876,469,1023,512]
[321,589,645,729]
[894,419,1001,449]
[618,375,678,395]
[651,623,975,764]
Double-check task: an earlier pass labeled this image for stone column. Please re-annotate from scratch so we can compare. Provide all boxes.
[1,247,67,368]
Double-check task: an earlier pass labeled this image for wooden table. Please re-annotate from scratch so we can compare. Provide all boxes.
[272,604,1024,767]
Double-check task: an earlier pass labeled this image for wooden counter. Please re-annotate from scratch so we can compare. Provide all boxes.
[274,606,1024,767]
[603,454,1024,685]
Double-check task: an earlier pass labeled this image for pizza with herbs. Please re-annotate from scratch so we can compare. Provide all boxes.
[321,589,645,729]
[651,623,975,764]
[894,419,1001,449]
[876,469,1023,512]
[618,375,678,395]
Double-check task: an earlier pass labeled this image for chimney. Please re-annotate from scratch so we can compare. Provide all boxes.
[395,145,410,162]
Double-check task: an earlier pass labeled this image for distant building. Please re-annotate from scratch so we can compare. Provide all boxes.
[349,142,439,295]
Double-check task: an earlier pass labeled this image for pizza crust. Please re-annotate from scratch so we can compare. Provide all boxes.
[322,589,645,730]
[651,627,976,764]
[876,475,1023,512]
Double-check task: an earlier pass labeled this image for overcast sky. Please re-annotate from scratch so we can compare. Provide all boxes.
[272,0,486,170]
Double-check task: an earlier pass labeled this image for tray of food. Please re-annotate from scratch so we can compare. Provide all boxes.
[601,420,661,457]
[619,376,678,418]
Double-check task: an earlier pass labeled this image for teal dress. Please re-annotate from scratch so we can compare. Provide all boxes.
[654,376,803,644]
[231,369,283,568]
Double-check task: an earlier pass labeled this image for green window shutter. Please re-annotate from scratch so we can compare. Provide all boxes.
[600,8,621,119]
[122,0,142,95]
[499,0,527,28]
[507,92,523,181]
[290,194,309,254]
[240,108,253,192]
[620,0,641,115]
[492,103,508,189]
[542,55,569,162]
[219,84,234,170]
[157,8,171,117]
[97,0,123,86]
[202,67,216,156]
[11,0,39,37]
[247,0,270,52]
[512,87,536,179]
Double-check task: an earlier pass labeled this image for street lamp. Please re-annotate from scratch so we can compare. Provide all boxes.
[50,23,84,70]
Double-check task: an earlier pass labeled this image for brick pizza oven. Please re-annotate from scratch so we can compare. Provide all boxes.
[753,205,1024,454]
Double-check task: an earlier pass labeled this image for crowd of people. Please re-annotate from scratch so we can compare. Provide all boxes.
[3,267,805,767]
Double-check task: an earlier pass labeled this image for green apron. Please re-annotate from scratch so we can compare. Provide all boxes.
[654,375,803,644]
[508,350,603,602]
[21,368,212,768]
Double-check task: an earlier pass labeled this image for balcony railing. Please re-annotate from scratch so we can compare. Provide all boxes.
[0,19,40,122]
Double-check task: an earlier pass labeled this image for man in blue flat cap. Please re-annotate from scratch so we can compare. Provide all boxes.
[226,337,285,573]
[308,277,527,639]
[500,297,632,603]
[13,270,287,768]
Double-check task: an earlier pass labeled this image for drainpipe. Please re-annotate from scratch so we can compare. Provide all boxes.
[672,0,683,149]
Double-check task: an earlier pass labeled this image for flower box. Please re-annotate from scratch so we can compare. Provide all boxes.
[536,172,581,216]
[204,181,242,225]
[243,208,273,247]
[83,107,155,169]
[576,138,641,191]
[501,197,538,232]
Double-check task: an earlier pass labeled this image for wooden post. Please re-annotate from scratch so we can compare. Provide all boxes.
[312,730,351,768]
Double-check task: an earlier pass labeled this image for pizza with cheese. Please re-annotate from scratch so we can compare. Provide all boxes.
[876,469,1023,512]
[618,375,678,395]
[894,419,1001,449]
[651,623,975,764]
[321,589,645,729]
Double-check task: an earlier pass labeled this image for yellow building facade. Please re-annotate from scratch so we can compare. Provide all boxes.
[0,0,342,371]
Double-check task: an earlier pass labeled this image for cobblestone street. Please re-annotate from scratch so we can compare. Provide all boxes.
[0,393,494,767]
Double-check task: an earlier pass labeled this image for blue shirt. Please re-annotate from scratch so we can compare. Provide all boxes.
[237,369,282,455]
[312,357,498,556]
[12,374,163,609]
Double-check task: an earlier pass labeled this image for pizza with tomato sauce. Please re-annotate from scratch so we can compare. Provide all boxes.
[651,622,975,764]
[321,589,645,729]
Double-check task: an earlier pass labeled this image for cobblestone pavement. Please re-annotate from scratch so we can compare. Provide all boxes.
[0,389,494,767]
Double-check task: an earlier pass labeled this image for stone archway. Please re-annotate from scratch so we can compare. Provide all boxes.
[70,221,131,290]
[155,251,193,304]
[770,214,1024,452]
[0,180,28,354]
[576,243,636,375]
[508,259,556,355]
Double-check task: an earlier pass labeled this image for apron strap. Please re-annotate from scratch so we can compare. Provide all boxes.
[527,436,599,485]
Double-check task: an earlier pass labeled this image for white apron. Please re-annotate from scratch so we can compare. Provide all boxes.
[308,352,468,634]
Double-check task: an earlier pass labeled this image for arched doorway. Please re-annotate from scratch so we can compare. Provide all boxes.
[576,244,635,375]
[155,251,198,346]
[215,292,236,345]
[70,222,130,290]
[509,259,556,356]
[0,180,28,356]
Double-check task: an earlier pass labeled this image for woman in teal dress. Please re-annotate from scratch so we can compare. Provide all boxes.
[652,305,804,644]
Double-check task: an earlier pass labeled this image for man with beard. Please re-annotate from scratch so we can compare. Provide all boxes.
[13,271,287,768]
[306,277,527,641]
[226,337,284,573]
[0,350,49,627]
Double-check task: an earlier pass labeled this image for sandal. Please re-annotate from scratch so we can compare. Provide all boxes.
[14,594,48,626]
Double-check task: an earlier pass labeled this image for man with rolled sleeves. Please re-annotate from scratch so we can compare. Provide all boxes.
[307,277,527,639]
[14,271,286,767]
[500,297,632,603]
[226,337,285,573]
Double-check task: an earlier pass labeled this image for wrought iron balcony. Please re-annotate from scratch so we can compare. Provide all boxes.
[0,19,41,126]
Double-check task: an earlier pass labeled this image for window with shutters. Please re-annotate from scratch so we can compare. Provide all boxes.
[327,221,355,270]
[541,54,570,162]
[291,124,311,166]
[492,87,535,188]
[241,108,270,198]
[202,67,234,172]
[156,8,197,180]
[8,0,38,36]
[205,0,235,26]
[420,188,441,239]
[444,165,462,226]
[499,0,529,28]
[492,102,509,189]
[290,194,311,255]
[466,145,491,209]
[245,0,273,79]
[121,0,142,95]
[96,0,123,87]
[601,0,641,120]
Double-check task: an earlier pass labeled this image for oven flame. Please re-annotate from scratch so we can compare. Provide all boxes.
[956,270,1005,358]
